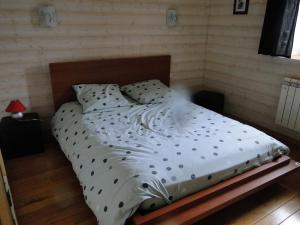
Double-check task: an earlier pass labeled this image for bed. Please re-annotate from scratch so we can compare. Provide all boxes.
[49,55,299,225]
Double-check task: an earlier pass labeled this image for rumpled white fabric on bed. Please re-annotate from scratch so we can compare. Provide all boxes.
[51,101,289,225]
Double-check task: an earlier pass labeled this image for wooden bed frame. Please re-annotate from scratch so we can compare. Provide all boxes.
[49,55,300,225]
[50,55,170,110]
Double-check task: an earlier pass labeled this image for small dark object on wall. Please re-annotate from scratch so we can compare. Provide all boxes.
[233,0,249,15]
[0,113,44,159]
[192,91,225,114]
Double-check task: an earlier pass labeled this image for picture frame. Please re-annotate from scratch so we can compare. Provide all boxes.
[233,0,249,15]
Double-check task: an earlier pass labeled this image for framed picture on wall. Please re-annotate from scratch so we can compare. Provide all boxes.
[233,0,249,14]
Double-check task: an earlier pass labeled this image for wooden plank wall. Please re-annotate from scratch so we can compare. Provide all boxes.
[0,0,208,120]
[204,0,300,141]
[1,0,299,141]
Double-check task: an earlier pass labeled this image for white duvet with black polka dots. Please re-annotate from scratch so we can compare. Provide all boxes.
[52,101,289,225]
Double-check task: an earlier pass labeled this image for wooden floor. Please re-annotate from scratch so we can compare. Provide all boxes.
[5,139,300,225]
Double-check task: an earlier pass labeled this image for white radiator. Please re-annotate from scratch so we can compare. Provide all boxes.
[275,77,300,132]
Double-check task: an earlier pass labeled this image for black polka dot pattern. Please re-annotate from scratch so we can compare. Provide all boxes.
[120,79,176,104]
[51,98,289,223]
[73,84,133,113]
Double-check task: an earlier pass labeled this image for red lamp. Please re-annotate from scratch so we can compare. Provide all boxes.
[5,99,26,119]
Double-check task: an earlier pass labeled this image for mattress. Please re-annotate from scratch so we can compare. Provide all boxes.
[52,101,289,225]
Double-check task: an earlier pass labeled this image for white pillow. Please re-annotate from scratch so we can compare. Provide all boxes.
[120,79,175,104]
[73,84,132,113]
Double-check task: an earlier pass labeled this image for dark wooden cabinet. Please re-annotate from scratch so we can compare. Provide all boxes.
[192,91,225,114]
[0,113,44,159]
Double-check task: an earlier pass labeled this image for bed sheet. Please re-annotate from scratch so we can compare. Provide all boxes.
[52,101,288,225]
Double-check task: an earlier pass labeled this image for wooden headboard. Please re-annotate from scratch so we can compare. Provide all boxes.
[49,55,171,110]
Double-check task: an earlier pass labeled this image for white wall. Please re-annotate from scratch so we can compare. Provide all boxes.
[204,0,300,141]
[0,0,209,120]
[1,0,299,140]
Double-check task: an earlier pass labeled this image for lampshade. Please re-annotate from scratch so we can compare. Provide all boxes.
[5,99,26,113]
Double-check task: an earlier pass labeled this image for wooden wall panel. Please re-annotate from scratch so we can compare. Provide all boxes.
[0,0,208,120]
[2,0,299,141]
[204,0,300,140]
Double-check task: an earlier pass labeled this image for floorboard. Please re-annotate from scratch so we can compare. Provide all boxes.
[195,143,300,225]
[280,210,300,225]
[255,196,300,225]
[4,140,300,225]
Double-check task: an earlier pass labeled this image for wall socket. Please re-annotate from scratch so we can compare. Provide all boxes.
[166,9,177,27]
